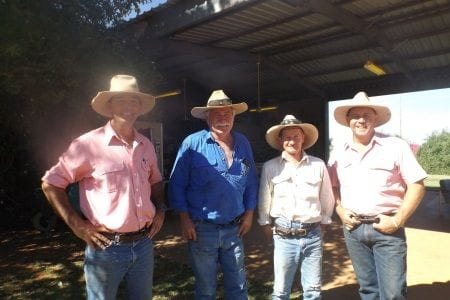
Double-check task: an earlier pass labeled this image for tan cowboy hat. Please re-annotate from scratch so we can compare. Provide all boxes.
[191,89,248,119]
[334,91,391,127]
[265,115,319,150]
[91,74,155,118]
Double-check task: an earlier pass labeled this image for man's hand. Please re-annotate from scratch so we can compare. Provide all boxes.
[179,212,197,241]
[238,210,253,237]
[72,219,113,249]
[148,210,165,238]
[337,207,361,231]
[373,214,400,234]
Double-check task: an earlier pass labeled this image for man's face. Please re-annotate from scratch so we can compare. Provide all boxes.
[206,107,235,136]
[109,94,141,123]
[347,107,378,138]
[279,127,304,156]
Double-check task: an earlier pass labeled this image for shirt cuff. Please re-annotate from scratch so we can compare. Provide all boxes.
[257,216,271,226]
[321,216,332,224]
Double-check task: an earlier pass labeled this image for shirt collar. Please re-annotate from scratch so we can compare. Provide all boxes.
[103,121,143,145]
[343,131,384,150]
[372,132,386,145]
[279,150,309,165]
[205,129,235,143]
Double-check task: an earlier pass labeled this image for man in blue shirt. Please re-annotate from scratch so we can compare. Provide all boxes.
[169,89,258,299]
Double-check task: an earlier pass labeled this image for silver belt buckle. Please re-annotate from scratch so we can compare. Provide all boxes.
[293,228,307,236]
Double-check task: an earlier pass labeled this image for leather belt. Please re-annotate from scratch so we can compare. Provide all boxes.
[274,222,319,237]
[195,215,242,227]
[102,227,150,244]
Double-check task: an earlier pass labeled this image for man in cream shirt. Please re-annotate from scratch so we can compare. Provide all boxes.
[258,115,334,300]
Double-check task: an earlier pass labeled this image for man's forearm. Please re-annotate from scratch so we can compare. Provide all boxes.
[150,181,166,210]
[394,181,426,227]
[41,181,85,230]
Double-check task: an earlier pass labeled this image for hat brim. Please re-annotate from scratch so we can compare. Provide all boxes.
[91,91,155,118]
[191,102,248,119]
[334,104,391,127]
[265,123,319,151]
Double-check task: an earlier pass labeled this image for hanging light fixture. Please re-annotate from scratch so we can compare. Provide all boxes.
[364,60,387,76]
[249,56,277,113]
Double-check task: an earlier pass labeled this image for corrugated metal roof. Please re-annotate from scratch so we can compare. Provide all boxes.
[128,0,450,103]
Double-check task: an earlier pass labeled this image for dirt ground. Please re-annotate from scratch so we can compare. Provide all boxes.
[1,190,448,299]
[154,190,450,299]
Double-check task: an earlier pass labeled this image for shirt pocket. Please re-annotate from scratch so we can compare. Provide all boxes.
[298,175,322,200]
[272,173,292,199]
[93,163,125,193]
[366,160,396,187]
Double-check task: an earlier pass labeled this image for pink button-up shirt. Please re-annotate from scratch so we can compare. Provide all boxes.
[328,133,427,215]
[42,121,162,232]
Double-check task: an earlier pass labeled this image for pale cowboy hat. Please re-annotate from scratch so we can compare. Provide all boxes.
[91,74,155,118]
[334,91,391,127]
[191,89,248,119]
[265,115,319,150]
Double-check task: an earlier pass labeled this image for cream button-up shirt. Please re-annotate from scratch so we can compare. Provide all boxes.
[258,151,335,225]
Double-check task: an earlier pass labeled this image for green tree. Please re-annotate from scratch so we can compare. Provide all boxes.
[0,0,157,226]
[417,130,450,175]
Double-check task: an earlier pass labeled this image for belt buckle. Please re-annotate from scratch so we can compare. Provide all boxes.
[114,233,121,244]
[293,228,307,236]
[275,226,290,236]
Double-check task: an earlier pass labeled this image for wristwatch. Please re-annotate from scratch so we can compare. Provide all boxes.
[155,202,168,212]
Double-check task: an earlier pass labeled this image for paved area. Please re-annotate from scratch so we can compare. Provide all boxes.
[155,190,450,299]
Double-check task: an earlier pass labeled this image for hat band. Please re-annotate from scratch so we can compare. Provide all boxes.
[207,99,232,107]
[280,119,301,125]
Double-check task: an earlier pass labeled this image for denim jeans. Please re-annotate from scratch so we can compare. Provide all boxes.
[84,237,154,300]
[343,224,407,300]
[188,222,247,300]
[272,218,322,300]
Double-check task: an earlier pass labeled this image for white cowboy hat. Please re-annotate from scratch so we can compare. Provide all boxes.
[334,91,391,127]
[91,74,155,118]
[265,115,319,150]
[191,89,248,119]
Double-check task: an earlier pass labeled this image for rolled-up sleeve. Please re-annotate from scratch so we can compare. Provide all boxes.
[42,138,90,188]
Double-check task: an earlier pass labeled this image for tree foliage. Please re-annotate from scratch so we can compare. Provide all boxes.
[0,0,157,213]
[417,130,450,175]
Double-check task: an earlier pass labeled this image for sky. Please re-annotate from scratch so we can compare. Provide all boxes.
[328,87,450,146]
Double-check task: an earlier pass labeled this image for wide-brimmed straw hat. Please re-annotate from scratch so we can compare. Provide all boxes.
[191,89,248,119]
[334,91,391,127]
[265,115,319,150]
[91,74,155,118]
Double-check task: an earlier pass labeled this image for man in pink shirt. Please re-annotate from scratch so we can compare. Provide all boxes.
[42,74,166,299]
[328,91,427,300]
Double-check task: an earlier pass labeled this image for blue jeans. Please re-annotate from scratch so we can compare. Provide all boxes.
[84,237,154,300]
[188,222,247,300]
[343,224,407,300]
[272,219,322,300]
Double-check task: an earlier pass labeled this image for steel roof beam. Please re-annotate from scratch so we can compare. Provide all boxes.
[301,0,415,83]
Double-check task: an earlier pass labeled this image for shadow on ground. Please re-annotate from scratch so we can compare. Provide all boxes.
[1,190,448,299]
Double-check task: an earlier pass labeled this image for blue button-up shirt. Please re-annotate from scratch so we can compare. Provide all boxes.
[169,129,258,224]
